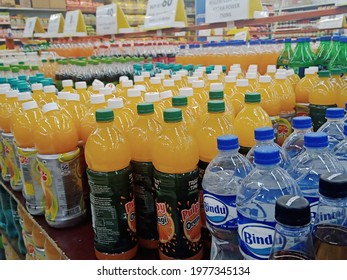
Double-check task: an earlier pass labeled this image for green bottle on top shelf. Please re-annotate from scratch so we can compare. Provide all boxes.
[289,37,316,78]
[329,36,347,70]
[277,38,293,69]
[315,36,332,70]
[322,35,340,69]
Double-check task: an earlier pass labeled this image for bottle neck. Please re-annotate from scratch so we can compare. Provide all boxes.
[96,121,114,128]
[218,148,239,156]
[255,162,280,170]
[326,117,344,122]
[305,146,329,154]
[276,222,311,236]
[255,139,274,145]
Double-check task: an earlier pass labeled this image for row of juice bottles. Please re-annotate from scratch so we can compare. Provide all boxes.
[0,185,63,260]
[0,59,347,260]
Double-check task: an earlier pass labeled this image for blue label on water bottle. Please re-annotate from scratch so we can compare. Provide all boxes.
[237,212,276,260]
[203,190,237,230]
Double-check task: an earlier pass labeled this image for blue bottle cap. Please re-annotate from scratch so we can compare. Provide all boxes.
[344,123,347,136]
[333,35,340,41]
[292,116,312,130]
[340,36,347,43]
[320,36,331,41]
[180,45,185,49]
[254,146,280,165]
[304,132,328,148]
[254,127,275,141]
[297,37,305,43]
[326,107,344,119]
[284,38,291,43]
[217,135,239,150]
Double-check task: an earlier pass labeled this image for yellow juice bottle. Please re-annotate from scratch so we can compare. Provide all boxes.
[230,79,252,116]
[163,79,179,96]
[266,65,277,79]
[295,68,316,116]
[172,74,184,89]
[144,92,164,123]
[134,76,149,92]
[31,83,45,104]
[147,77,164,93]
[125,88,144,116]
[179,87,200,119]
[160,90,173,110]
[286,69,301,88]
[56,92,68,108]
[246,72,259,91]
[61,80,76,93]
[108,98,134,132]
[192,80,209,107]
[99,87,116,101]
[117,80,134,99]
[172,96,198,136]
[39,86,57,108]
[75,81,91,107]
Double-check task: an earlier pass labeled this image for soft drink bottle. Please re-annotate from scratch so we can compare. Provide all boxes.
[172,96,198,136]
[85,108,137,260]
[159,90,173,110]
[269,195,315,260]
[277,38,293,69]
[237,146,301,260]
[144,92,164,123]
[317,108,345,151]
[332,123,347,171]
[246,127,290,169]
[163,79,179,96]
[328,36,347,70]
[282,116,313,159]
[230,79,251,116]
[315,36,331,70]
[75,81,91,107]
[202,135,253,260]
[287,132,344,217]
[108,98,134,133]
[61,80,76,93]
[39,86,57,107]
[289,37,315,78]
[34,102,86,228]
[127,103,162,249]
[152,108,203,260]
[313,172,347,260]
[295,68,316,117]
[234,93,272,155]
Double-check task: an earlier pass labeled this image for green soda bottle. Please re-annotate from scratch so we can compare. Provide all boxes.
[315,36,332,70]
[329,36,347,70]
[323,35,340,69]
[277,38,293,69]
[289,37,315,78]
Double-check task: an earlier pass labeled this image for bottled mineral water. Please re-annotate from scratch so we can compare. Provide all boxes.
[202,135,253,260]
[332,123,347,171]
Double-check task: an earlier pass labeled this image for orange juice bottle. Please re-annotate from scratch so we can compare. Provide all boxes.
[147,77,164,93]
[177,70,189,87]
[224,75,237,96]
[99,87,115,101]
[266,65,277,79]
[172,96,198,136]
[142,71,151,85]
[39,86,57,108]
[91,83,104,94]
[61,80,76,93]
[125,88,144,115]
[179,87,200,119]
[286,69,300,88]
[75,81,91,106]
[295,68,316,117]
[172,74,184,89]
[161,69,171,80]
[155,73,165,81]
[234,93,272,154]
[12,100,45,216]
[115,76,129,93]
[31,83,45,104]
[152,108,202,260]
[330,68,343,94]
[32,224,47,260]
[144,92,164,123]
[273,72,296,113]
[160,90,173,109]
[134,76,149,91]
[56,92,68,108]
[127,103,162,249]
[230,79,252,116]
[108,98,134,133]
[34,102,85,228]
[208,83,235,122]
[11,92,33,128]
[309,70,336,131]
[116,79,133,99]
[205,74,219,91]
[85,108,137,260]
[192,80,208,106]
[163,79,179,96]
[246,72,259,91]
[187,76,199,87]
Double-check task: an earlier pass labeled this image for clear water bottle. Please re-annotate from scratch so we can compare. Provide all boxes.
[237,146,301,260]
[317,108,345,151]
[202,135,253,260]
[269,195,315,260]
[313,172,347,260]
[282,116,313,160]
[287,132,344,218]
[246,127,290,169]
[332,123,347,171]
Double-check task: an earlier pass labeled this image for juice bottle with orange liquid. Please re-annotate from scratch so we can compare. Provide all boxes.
[234,93,272,154]
[163,79,179,96]
[330,68,344,94]
[127,103,162,249]
[108,98,135,132]
[266,65,277,79]
[32,224,47,260]
[99,87,115,101]
[192,80,208,106]
[208,83,235,122]
[224,75,237,96]
[160,90,173,109]
[56,92,68,108]
[152,108,202,260]
[295,68,316,117]
[246,72,259,91]
[309,70,337,131]
[39,86,57,108]
[12,100,45,216]
[85,108,137,260]
[125,88,144,115]
[172,96,198,136]
[0,86,11,182]
[179,87,200,120]
[80,94,107,145]
[91,83,103,95]
[286,69,300,88]
[34,102,86,228]
[144,92,164,123]
[230,79,252,116]
[134,76,149,91]
[75,81,91,106]
[31,83,45,104]
[61,80,76,93]
[188,76,199,87]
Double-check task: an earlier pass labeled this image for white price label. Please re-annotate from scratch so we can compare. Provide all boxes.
[47,14,62,35]
[205,0,249,24]
[144,0,178,29]
[23,17,36,38]
[64,10,79,36]
[234,30,248,41]
[96,4,117,35]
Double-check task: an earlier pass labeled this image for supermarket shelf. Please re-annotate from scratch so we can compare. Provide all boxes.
[274,2,335,12]
[0,23,11,25]
[0,7,65,12]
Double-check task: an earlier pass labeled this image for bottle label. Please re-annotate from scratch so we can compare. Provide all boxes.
[2,133,23,190]
[154,168,203,259]
[0,133,10,182]
[36,149,86,227]
[131,160,158,243]
[277,111,295,146]
[203,190,237,230]
[237,212,276,260]
[198,160,210,243]
[270,116,279,145]
[295,103,310,117]
[87,166,138,256]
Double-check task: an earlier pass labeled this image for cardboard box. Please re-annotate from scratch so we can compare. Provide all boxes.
[31,0,50,9]
[1,0,16,7]
[50,0,66,9]
[19,0,32,8]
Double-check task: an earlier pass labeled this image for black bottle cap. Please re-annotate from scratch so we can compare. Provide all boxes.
[275,195,311,226]
[319,173,347,199]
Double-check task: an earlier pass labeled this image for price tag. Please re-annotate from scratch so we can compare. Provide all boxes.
[96,4,117,35]
[64,10,79,36]
[47,14,62,35]
[144,0,179,29]
[318,15,344,29]
[23,17,37,38]
[205,0,249,24]
[233,30,248,41]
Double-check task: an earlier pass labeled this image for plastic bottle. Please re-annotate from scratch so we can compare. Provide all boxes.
[152,108,202,260]
[208,83,235,123]
[0,86,11,182]
[309,71,337,131]
[315,36,332,70]
[234,93,272,154]
[134,76,149,92]
[317,108,345,151]
[192,80,208,107]
[246,72,259,91]
[202,135,253,260]
[246,127,290,169]
[266,65,277,79]
[32,224,47,260]
[330,68,344,94]
[12,100,44,215]
[163,79,179,96]
[39,86,57,108]
[127,103,162,249]
[230,79,251,116]
[277,38,293,69]
[124,88,144,115]
[287,132,344,217]
[328,36,347,70]
[269,195,315,260]
[31,83,45,105]
[179,87,200,119]
[117,79,134,99]
[172,96,198,136]
[99,87,115,101]
[61,79,76,93]
[289,37,316,78]
[237,146,301,260]
[34,102,86,228]
[85,108,137,260]
[80,94,107,145]
[75,81,91,107]
[273,71,296,113]
[332,123,347,171]
[147,77,164,93]
[56,92,68,108]
[313,172,347,260]
[144,92,164,123]
[160,90,173,110]
[286,69,300,88]
[108,98,134,133]
[294,68,316,117]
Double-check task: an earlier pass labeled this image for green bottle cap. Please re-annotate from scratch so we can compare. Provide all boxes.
[245,92,261,103]
[172,96,188,107]
[23,65,30,70]
[208,100,225,113]
[49,59,55,63]
[318,70,331,78]
[41,59,47,63]
[137,103,154,114]
[209,91,224,100]
[12,67,20,73]
[96,108,114,122]
[163,108,182,122]
[3,66,10,71]
[331,68,342,76]
[31,65,39,71]
[18,61,25,65]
